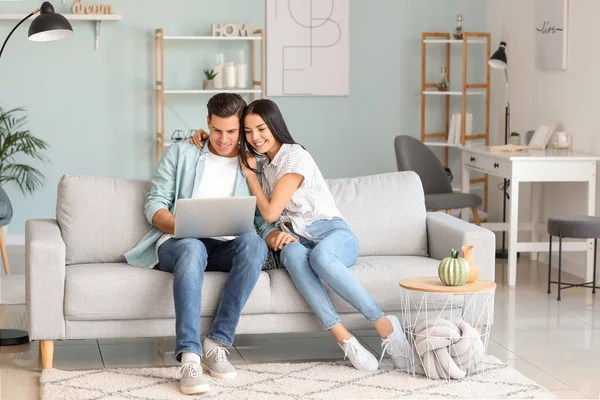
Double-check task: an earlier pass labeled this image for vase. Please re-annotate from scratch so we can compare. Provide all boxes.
[462,245,479,283]
[508,135,521,145]
[203,79,215,90]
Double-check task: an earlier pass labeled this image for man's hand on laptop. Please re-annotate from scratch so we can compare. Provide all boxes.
[189,129,209,148]
[270,231,297,251]
[152,209,176,235]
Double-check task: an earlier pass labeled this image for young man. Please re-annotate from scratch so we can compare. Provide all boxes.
[125,93,274,395]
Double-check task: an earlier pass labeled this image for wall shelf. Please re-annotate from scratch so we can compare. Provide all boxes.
[0,13,122,50]
[423,39,486,44]
[164,89,262,94]
[423,90,486,96]
[163,36,261,41]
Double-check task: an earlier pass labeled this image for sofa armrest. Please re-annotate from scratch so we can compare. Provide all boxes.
[26,219,67,341]
[426,212,496,282]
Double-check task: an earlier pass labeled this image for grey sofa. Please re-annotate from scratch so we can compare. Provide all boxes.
[26,171,495,369]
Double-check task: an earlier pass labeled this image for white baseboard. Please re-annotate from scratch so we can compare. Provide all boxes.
[6,234,25,246]
[535,252,590,281]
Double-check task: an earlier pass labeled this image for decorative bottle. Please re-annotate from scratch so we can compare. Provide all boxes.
[454,14,463,39]
[213,53,224,89]
[225,62,237,88]
[236,49,249,88]
[437,66,449,91]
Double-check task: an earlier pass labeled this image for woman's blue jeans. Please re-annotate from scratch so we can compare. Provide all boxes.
[280,217,384,329]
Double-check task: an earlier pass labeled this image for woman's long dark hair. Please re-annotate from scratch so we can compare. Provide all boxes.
[239,99,299,173]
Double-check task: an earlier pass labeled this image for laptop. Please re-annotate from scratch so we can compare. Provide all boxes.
[173,196,257,239]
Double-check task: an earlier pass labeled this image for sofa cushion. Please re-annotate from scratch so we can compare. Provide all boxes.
[57,175,152,265]
[64,263,271,321]
[269,255,441,314]
[326,171,428,257]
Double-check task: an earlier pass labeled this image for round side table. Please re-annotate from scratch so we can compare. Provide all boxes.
[398,277,496,380]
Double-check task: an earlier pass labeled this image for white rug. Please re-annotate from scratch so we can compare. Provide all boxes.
[40,356,555,399]
[0,274,25,305]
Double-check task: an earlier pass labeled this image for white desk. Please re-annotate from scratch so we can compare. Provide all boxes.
[460,145,600,287]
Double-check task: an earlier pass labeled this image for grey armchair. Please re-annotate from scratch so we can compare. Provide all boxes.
[394,135,482,225]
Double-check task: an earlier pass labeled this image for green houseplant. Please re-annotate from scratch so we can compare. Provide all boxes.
[203,69,218,90]
[0,106,49,195]
[508,131,521,145]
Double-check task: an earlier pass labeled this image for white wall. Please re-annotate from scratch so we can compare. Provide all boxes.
[486,0,600,279]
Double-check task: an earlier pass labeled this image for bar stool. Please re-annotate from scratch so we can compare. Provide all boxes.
[547,216,600,301]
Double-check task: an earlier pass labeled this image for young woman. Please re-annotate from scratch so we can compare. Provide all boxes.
[237,99,410,372]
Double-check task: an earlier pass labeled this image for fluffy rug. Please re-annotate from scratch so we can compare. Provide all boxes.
[40,356,555,399]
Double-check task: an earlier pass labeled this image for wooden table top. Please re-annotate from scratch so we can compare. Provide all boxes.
[399,277,497,294]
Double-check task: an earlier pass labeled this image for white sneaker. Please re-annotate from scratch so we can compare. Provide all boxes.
[380,315,411,371]
[340,336,379,371]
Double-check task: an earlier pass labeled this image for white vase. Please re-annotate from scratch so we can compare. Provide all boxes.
[508,135,521,145]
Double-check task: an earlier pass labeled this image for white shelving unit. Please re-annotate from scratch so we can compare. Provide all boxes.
[163,36,261,41]
[0,13,122,50]
[154,28,265,163]
[164,89,262,95]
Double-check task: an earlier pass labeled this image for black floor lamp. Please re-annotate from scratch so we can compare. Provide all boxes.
[489,41,511,259]
[0,1,72,347]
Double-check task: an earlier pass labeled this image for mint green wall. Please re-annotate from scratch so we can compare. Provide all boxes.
[0,0,487,235]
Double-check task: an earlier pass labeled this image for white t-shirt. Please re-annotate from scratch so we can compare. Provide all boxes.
[156,151,239,250]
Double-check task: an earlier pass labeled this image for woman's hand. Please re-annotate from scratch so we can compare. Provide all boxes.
[270,231,297,251]
[239,151,257,176]
[189,129,209,148]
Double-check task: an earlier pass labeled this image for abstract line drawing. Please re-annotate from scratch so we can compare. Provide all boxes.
[266,0,349,96]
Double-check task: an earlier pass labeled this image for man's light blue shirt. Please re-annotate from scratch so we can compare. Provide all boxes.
[124,141,276,268]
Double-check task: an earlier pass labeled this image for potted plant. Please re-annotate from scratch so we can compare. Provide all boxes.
[0,106,49,232]
[508,131,521,145]
[203,69,218,90]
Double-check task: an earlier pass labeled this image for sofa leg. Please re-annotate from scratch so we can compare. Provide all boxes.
[446,209,452,215]
[0,226,10,275]
[41,340,54,369]
[471,207,481,226]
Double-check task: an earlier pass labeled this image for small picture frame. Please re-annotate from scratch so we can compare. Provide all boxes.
[528,123,556,150]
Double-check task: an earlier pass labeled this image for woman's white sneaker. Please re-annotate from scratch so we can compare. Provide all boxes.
[339,336,379,371]
[380,315,411,371]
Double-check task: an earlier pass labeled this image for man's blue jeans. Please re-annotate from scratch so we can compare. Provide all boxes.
[280,217,384,330]
[157,232,267,361]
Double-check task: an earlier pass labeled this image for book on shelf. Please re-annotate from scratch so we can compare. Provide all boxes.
[447,112,472,145]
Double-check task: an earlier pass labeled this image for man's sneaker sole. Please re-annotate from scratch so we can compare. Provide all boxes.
[201,363,238,380]
[180,382,210,395]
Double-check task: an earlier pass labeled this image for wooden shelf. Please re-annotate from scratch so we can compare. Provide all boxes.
[420,31,491,214]
[164,89,262,94]
[0,13,122,50]
[0,13,122,21]
[422,90,486,96]
[163,36,261,41]
[423,39,486,44]
[424,142,461,148]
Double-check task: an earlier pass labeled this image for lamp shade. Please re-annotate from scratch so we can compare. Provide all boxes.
[489,41,507,70]
[28,2,73,42]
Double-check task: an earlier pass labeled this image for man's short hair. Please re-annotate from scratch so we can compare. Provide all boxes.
[207,93,246,121]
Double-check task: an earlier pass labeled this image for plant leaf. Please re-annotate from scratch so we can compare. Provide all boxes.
[0,106,49,195]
